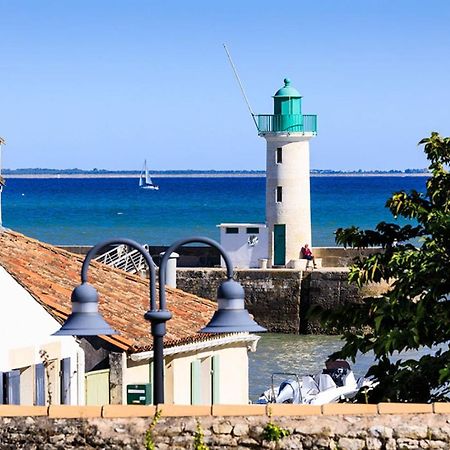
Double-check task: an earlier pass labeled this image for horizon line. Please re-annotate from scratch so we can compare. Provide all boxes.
[1,168,429,174]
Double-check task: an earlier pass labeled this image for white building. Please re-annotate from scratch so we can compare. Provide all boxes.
[0,229,259,405]
[0,265,83,405]
[217,223,268,269]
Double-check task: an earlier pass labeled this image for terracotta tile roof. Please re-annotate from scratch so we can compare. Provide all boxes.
[0,229,221,353]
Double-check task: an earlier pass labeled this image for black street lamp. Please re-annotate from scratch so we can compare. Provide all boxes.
[55,236,266,405]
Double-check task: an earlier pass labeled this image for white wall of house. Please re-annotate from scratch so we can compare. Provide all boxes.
[218,223,268,269]
[124,335,259,405]
[0,266,84,405]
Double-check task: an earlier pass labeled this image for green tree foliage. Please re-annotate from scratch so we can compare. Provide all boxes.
[312,132,450,402]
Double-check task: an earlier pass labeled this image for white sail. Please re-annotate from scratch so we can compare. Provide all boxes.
[139,160,159,190]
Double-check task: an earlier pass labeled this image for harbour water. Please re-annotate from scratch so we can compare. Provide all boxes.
[248,333,438,402]
[2,175,425,246]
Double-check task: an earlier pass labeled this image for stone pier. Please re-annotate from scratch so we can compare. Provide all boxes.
[176,268,387,334]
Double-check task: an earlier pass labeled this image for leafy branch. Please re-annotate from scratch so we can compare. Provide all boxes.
[311,132,450,402]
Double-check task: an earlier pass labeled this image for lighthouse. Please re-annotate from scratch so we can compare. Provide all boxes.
[256,79,317,267]
[218,78,317,269]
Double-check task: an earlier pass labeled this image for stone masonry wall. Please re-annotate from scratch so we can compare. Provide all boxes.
[2,404,450,449]
[176,269,303,333]
[176,268,387,334]
[300,269,362,334]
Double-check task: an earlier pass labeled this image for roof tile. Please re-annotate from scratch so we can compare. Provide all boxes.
[0,229,221,353]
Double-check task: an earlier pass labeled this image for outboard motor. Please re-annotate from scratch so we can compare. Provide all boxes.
[323,367,349,387]
[323,360,352,387]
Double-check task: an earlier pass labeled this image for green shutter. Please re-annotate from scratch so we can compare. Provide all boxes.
[212,355,220,404]
[85,369,110,405]
[190,360,201,405]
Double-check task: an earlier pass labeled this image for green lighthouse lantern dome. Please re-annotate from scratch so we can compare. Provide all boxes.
[274,78,302,98]
[273,78,302,116]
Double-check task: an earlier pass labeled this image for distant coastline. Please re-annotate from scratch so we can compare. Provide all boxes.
[3,173,431,179]
[2,169,430,179]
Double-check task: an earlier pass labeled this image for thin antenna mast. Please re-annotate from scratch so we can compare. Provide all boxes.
[223,44,259,131]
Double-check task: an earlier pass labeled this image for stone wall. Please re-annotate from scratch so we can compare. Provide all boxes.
[2,404,450,449]
[176,268,388,334]
[176,268,303,333]
[299,269,363,334]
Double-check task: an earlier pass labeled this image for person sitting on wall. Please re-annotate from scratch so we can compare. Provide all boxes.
[300,243,316,268]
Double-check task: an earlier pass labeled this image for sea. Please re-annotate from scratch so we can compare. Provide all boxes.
[2,175,431,400]
[2,175,427,246]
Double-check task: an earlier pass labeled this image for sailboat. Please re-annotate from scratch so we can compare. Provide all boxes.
[139,160,159,190]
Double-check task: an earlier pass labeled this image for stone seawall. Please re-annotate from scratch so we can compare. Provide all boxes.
[1,404,450,449]
[177,269,303,333]
[176,268,384,334]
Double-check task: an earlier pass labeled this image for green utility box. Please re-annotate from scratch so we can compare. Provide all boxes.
[126,383,152,405]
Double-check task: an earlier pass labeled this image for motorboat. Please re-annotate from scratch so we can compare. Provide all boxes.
[256,360,374,405]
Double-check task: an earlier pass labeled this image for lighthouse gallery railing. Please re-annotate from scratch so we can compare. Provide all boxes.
[255,114,317,134]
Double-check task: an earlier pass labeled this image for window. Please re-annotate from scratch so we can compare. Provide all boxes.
[246,227,259,234]
[276,186,283,203]
[276,147,282,164]
[225,227,239,234]
[20,366,34,405]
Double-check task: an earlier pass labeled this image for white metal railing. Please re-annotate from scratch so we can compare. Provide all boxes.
[94,243,156,274]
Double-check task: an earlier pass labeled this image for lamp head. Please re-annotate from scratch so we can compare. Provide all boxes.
[200,279,267,333]
[53,282,118,336]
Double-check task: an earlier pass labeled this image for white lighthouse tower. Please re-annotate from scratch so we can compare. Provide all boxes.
[257,79,317,267]
[218,78,317,269]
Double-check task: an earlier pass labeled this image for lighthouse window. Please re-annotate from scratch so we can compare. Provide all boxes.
[276,147,283,164]
[276,186,283,203]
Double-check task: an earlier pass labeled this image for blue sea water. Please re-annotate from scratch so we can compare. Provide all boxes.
[2,176,427,246]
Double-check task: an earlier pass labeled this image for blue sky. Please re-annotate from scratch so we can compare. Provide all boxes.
[0,0,449,171]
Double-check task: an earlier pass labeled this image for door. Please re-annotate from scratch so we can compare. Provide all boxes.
[273,224,286,266]
[85,369,110,405]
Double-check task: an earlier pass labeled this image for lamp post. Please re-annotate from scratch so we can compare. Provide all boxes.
[55,236,266,405]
